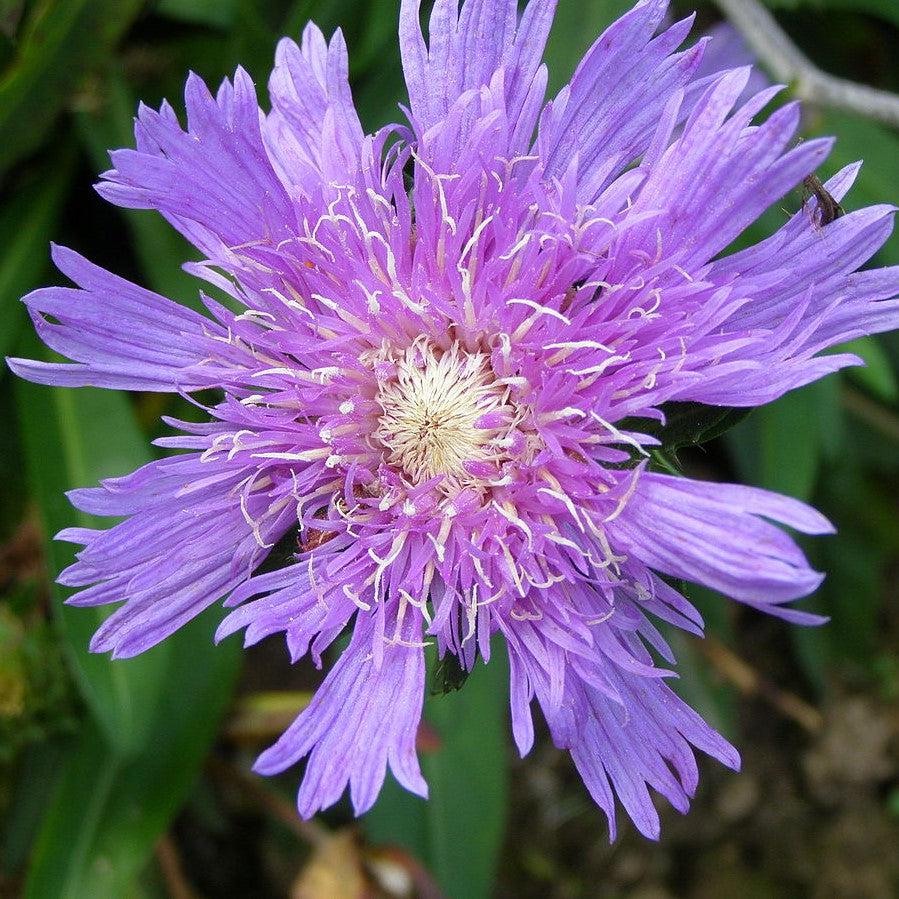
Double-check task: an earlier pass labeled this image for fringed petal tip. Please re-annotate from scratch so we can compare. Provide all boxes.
[568,672,741,842]
[612,473,835,615]
[249,608,427,819]
[213,610,244,644]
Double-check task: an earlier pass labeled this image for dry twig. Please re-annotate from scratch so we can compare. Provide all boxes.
[714,0,899,128]
[155,834,198,899]
[208,756,328,847]
[842,385,899,444]
[695,634,824,733]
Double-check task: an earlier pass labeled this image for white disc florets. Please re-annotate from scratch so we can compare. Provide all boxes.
[373,339,514,490]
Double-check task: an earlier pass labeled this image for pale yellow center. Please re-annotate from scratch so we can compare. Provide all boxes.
[373,340,508,487]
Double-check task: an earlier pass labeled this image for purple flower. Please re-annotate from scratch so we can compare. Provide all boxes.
[9,0,899,839]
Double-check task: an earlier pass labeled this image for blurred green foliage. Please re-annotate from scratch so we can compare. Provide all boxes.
[0,0,896,896]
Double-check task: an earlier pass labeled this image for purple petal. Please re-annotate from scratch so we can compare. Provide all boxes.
[611,472,828,612]
[98,68,296,259]
[7,246,227,392]
[400,0,555,147]
[264,25,365,191]
[253,607,427,817]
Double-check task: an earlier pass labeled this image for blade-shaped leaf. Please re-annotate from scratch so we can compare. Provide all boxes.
[622,401,753,457]
[726,378,844,691]
[764,0,899,30]
[24,608,240,899]
[790,450,898,690]
[154,0,239,30]
[0,0,144,175]
[726,378,842,501]
[842,337,898,404]
[14,331,169,756]
[0,737,72,878]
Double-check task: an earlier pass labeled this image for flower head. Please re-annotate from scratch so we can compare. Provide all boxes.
[9,0,899,839]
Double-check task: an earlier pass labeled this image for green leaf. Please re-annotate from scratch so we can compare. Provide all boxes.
[14,331,169,757]
[842,337,898,404]
[661,402,753,451]
[0,372,28,541]
[790,525,884,692]
[622,402,753,458]
[757,392,825,501]
[0,0,144,175]
[346,0,399,76]
[430,650,473,695]
[790,459,897,690]
[154,0,239,30]
[727,379,846,690]
[24,608,240,899]
[841,0,899,27]
[13,285,242,898]
[365,644,509,899]
[727,378,842,501]
[0,146,75,360]
[0,737,73,877]
[282,0,380,44]
[764,0,899,29]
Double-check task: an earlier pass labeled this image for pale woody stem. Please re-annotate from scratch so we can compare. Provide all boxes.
[714,0,899,129]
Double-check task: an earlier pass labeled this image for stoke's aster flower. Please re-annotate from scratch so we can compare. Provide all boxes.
[10,0,899,839]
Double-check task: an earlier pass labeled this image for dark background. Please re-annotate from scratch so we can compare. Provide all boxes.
[0,1,897,896]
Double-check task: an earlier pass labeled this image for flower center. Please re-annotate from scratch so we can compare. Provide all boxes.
[373,339,510,488]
